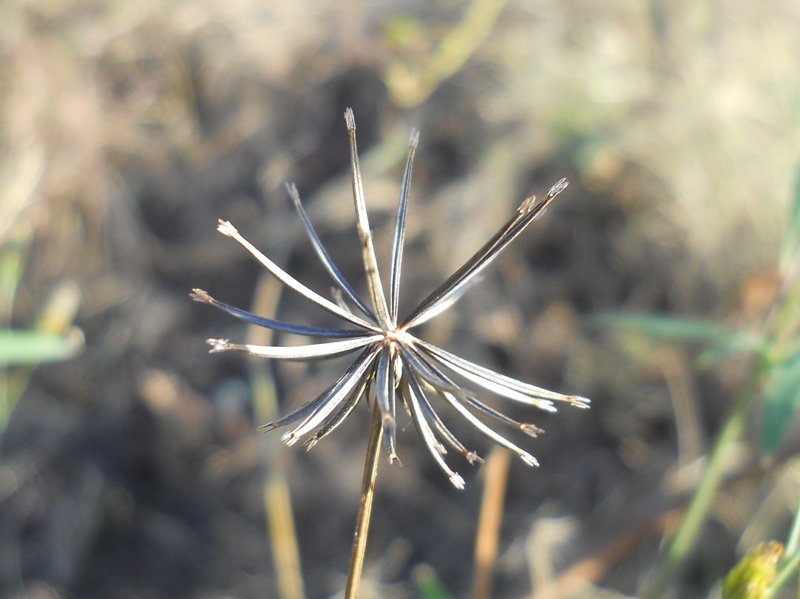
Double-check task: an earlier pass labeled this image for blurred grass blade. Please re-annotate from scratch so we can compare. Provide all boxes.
[383,0,507,108]
[761,352,800,454]
[413,564,451,599]
[0,328,84,365]
[248,276,305,599]
[0,238,26,321]
[780,163,800,270]
[592,313,764,358]
[697,338,765,366]
[646,379,753,599]
[592,313,742,342]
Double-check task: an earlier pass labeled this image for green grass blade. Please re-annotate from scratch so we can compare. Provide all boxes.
[0,328,84,365]
[696,334,768,365]
[761,352,800,454]
[592,313,744,342]
[780,163,800,269]
[592,313,765,362]
[646,380,753,598]
[412,564,451,599]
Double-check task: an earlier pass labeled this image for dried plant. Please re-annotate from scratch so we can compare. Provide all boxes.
[193,108,588,489]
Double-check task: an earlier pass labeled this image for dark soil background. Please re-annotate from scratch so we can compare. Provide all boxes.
[1,1,798,598]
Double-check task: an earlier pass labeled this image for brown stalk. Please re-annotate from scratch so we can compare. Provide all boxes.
[344,406,384,599]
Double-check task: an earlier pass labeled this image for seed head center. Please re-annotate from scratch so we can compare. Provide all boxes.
[382,327,408,352]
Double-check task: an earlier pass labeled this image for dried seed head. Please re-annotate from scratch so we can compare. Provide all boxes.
[194,110,589,488]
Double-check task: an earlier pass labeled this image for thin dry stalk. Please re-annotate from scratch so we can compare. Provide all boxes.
[472,447,511,599]
[248,276,305,599]
[345,407,384,599]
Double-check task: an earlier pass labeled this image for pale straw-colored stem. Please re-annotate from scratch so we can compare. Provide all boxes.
[345,406,383,599]
[249,275,305,599]
[472,447,511,599]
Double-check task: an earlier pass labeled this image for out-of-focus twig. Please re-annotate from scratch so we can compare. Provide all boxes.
[248,275,305,599]
[472,447,511,599]
[384,0,507,108]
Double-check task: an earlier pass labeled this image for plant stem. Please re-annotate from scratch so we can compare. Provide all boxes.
[345,407,383,599]
[785,497,800,557]
[645,375,756,598]
[472,447,510,599]
[249,276,305,599]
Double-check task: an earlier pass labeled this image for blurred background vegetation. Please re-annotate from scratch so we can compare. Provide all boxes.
[1,0,799,598]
